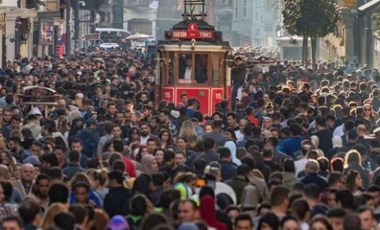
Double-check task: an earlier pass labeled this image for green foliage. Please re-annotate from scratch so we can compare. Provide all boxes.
[282,0,339,38]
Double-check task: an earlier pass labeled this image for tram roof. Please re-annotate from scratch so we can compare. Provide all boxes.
[156,40,231,51]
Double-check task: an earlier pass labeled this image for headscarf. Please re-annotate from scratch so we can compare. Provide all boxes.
[140,155,157,175]
[106,215,130,230]
[178,223,199,230]
[199,195,228,230]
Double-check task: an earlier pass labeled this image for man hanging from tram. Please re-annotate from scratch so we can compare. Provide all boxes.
[231,56,247,111]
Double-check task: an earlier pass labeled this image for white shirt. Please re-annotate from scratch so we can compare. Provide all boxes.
[184,68,192,80]
[333,124,345,137]
[295,157,307,175]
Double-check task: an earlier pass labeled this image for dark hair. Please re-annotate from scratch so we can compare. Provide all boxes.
[130,194,148,216]
[291,198,310,220]
[304,184,321,200]
[280,215,298,228]
[69,150,80,163]
[1,215,23,228]
[163,150,175,162]
[236,164,250,176]
[140,213,168,230]
[271,186,290,206]
[36,174,51,185]
[69,204,88,224]
[108,170,124,185]
[47,167,63,181]
[112,139,124,153]
[217,147,231,159]
[73,181,90,192]
[132,174,152,199]
[357,205,374,218]
[54,213,75,230]
[343,212,361,230]
[152,172,169,187]
[199,186,215,199]
[258,212,279,230]
[234,213,252,227]
[240,157,255,170]
[49,183,69,204]
[336,189,354,210]
[328,172,344,187]
[111,160,124,173]
[283,158,295,173]
[203,138,215,150]
[18,198,41,224]
[216,193,234,211]
[310,216,333,230]
[159,189,181,209]
[327,208,346,218]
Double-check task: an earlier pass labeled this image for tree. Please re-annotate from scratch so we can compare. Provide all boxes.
[282,0,339,68]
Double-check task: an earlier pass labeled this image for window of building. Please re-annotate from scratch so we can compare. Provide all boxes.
[243,0,248,18]
[234,0,238,18]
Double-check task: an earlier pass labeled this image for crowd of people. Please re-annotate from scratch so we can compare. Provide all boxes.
[0,48,379,230]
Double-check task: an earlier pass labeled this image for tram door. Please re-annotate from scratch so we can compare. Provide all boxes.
[159,48,229,115]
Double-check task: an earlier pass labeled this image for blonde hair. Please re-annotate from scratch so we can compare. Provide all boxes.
[344,149,362,168]
[39,203,68,229]
[70,172,91,189]
[179,120,197,140]
[173,172,197,184]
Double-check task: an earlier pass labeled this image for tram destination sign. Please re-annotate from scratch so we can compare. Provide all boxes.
[172,23,214,40]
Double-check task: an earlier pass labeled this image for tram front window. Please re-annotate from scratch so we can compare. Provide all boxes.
[178,54,209,84]
[179,54,192,83]
[195,54,208,83]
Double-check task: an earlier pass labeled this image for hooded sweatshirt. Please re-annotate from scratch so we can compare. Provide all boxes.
[200,195,228,230]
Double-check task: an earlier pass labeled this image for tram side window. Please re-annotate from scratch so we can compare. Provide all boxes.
[195,54,208,84]
[168,52,174,84]
[178,54,192,83]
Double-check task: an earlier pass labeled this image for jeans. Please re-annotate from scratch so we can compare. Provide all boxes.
[232,82,243,111]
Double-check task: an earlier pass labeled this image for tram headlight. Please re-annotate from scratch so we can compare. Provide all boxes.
[191,39,196,50]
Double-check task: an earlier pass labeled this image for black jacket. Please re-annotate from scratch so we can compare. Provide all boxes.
[104,186,132,217]
[231,62,247,84]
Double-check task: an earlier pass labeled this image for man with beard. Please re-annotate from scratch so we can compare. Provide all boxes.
[159,109,179,139]
[105,102,117,122]
[8,136,28,162]
[139,122,159,145]
[176,137,196,168]
[231,57,246,110]
[31,174,51,209]
[23,141,43,166]
[135,91,150,111]
[159,150,188,180]
[2,115,21,139]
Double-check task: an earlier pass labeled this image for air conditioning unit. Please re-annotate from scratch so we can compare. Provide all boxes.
[0,0,17,8]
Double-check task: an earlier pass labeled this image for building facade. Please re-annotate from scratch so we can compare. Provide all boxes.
[124,0,157,37]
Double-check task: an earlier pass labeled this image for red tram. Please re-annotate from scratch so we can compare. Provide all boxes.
[155,0,232,115]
